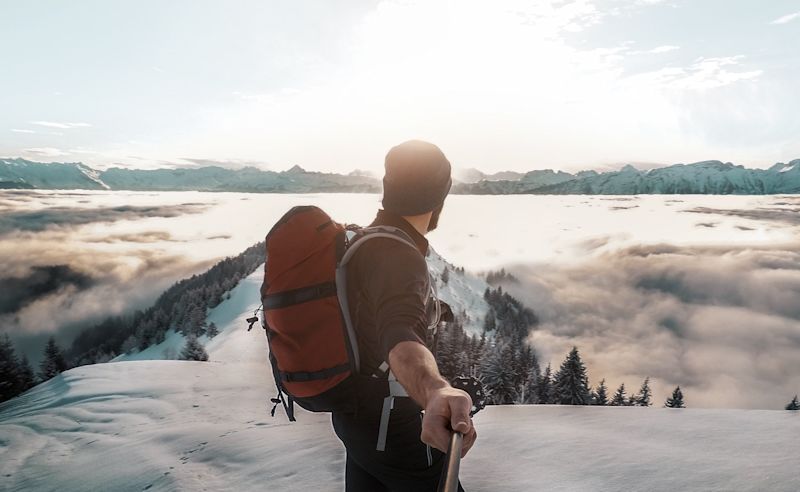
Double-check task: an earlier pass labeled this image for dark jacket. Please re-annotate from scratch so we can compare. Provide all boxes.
[345,209,432,379]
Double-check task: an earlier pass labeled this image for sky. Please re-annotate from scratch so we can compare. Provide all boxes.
[1,0,799,174]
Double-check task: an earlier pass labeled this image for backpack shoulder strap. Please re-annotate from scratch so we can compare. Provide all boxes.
[339,225,420,268]
[334,225,420,375]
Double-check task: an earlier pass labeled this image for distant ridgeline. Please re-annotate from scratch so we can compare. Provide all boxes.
[2,157,799,194]
[68,242,264,365]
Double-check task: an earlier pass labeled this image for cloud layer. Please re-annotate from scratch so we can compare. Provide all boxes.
[502,234,800,410]
[0,195,218,363]
[0,265,94,315]
[0,203,208,236]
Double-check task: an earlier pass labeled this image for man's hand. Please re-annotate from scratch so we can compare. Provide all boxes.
[387,341,479,458]
[421,386,477,458]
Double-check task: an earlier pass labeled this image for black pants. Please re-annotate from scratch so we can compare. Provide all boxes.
[331,379,464,492]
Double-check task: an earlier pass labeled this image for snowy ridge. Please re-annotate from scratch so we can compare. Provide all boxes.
[427,249,492,337]
[0,158,108,190]
[77,163,110,190]
[4,157,800,194]
[114,251,493,362]
[2,269,800,491]
[455,159,800,194]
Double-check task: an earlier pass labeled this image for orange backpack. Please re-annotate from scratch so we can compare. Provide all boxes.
[258,206,419,420]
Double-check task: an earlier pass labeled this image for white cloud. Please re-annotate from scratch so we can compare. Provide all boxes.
[770,11,800,25]
[30,121,92,129]
[68,147,102,155]
[629,56,762,91]
[11,129,37,134]
[649,45,680,54]
[23,147,70,157]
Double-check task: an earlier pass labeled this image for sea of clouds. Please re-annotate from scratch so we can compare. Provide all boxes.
[1,190,798,409]
[488,197,800,409]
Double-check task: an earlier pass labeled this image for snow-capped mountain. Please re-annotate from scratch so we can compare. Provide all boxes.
[2,266,798,491]
[530,160,800,194]
[0,159,380,193]
[456,160,800,195]
[99,165,379,193]
[0,158,110,190]
[454,168,575,194]
[454,168,525,184]
[3,157,799,194]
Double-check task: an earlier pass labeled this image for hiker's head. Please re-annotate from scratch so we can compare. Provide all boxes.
[382,140,452,233]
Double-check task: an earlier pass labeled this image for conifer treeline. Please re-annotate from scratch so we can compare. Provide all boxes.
[0,242,264,404]
[1,334,68,403]
[434,283,693,408]
[68,241,264,365]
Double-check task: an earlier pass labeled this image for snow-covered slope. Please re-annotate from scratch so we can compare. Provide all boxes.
[427,249,492,337]
[2,270,799,491]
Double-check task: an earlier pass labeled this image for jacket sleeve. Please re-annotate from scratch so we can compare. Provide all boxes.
[359,241,430,360]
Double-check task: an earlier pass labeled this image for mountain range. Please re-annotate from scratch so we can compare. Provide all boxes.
[2,157,798,194]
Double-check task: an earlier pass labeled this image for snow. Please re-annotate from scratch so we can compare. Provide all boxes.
[427,249,492,337]
[3,270,799,491]
[77,163,111,190]
[112,271,264,363]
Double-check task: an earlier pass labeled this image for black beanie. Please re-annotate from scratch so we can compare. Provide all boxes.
[381,140,452,216]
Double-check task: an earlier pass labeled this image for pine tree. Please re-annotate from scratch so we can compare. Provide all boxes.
[179,336,209,361]
[785,395,800,411]
[483,311,496,332]
[120,334,139,354]
[665,386,685,408]
[633,377,652,407]
[611,383,627,406]
[441,266,450,285]
[535,364,554,404]
[206,322,219,339]
[0,334,21,402]
[481,343,518,404]
[593,379,608,406]
[187,304,208,337]
[523,349,542,404]
[17,355,36,393]
[435,323,460,381]
[553,347,591,405]
[39,336,68,381]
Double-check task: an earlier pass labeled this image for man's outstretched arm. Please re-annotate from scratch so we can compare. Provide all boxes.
[388,340,478,457]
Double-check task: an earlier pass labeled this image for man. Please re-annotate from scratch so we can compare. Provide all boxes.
[332,140,477,491]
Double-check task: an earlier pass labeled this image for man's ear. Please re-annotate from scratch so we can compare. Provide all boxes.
[427,203,444,232]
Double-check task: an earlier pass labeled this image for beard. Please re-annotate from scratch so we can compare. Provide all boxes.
[427,202,444,232]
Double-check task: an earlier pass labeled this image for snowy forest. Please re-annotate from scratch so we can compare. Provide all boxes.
[1,242,264,403]
[433,280,690,409]
[67,241,264,365]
